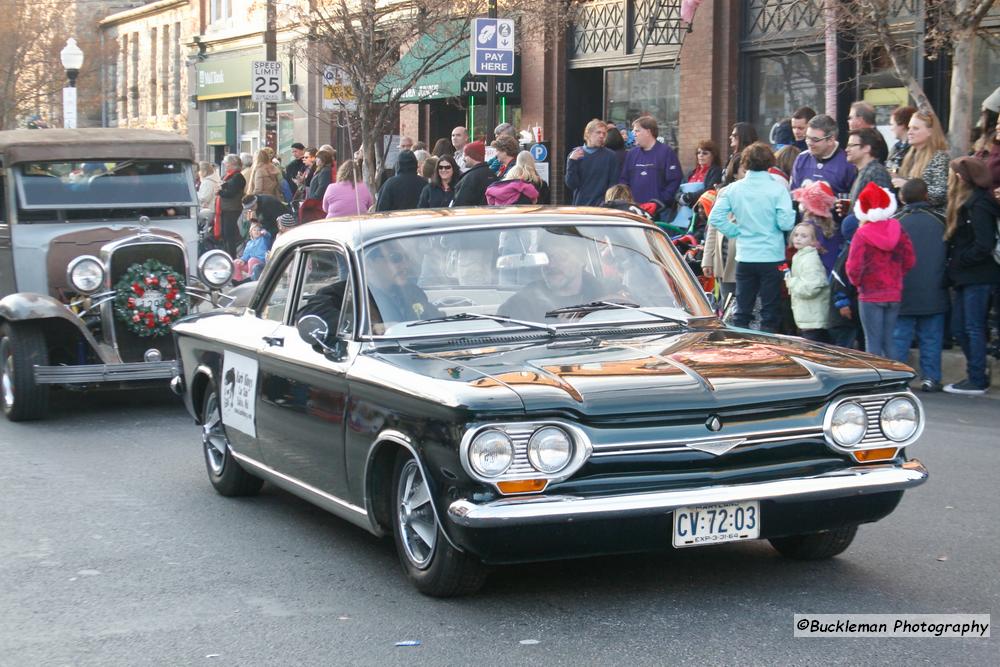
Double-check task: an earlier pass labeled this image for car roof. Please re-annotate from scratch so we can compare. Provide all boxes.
[0,129,195,164]
[272,206,657,252]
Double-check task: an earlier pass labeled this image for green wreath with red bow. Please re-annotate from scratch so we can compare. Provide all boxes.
[113,260,189,337]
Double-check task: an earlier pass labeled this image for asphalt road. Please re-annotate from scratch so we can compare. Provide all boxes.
[0,389,996,666]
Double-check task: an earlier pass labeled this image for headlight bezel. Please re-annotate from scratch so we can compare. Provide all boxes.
[197,250,234,289]
[823,391,925,454]
[460,421,592,492]
[66,255,106,294]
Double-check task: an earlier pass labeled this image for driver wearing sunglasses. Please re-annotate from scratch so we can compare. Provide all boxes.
[365,242,442,331]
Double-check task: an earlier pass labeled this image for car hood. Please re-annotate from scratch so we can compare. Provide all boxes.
[378,328,912,416]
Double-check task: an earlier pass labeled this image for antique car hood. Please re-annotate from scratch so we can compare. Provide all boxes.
[381,328,912,416]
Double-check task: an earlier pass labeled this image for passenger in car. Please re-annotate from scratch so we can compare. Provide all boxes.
[365,243,443,330]
[499,233,612,321]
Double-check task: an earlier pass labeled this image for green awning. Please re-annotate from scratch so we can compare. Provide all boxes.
[375,30,470,103]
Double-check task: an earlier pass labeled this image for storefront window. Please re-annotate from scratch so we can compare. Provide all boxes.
[605,67,679,148]
[747,52,825,142]
[466,101,521,142]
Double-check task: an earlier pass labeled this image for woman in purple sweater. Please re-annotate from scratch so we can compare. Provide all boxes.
[322,160,373,217]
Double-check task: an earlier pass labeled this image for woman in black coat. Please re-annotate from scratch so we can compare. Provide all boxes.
[942,157,1000,395]
[217,154,247,257]
[723,122,758,185]
[418,154,461,208]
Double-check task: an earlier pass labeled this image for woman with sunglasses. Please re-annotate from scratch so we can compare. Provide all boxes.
[418,154,461,208]
[682,140,723,205]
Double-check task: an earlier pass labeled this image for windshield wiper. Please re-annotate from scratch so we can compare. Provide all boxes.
[545,300,688,325]
[405,312,557,335]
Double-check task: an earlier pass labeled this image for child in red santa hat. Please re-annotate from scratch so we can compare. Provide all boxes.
[846,182,916,357]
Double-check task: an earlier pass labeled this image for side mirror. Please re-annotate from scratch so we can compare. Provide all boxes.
[296,314,330,348]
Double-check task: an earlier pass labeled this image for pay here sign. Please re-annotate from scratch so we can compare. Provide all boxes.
[470,18,515,76]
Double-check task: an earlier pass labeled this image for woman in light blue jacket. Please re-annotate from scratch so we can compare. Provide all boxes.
[707,142,796,332]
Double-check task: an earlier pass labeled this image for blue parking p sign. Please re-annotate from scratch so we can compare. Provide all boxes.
[470,18,515,77]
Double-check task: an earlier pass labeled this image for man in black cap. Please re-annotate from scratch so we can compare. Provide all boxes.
[242,195,291,247]
[375,150,426,211]
[285,143,307,191]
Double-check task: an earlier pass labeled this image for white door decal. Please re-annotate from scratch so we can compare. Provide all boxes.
[221,351,258,437]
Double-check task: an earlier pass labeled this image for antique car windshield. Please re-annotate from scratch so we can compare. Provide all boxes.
[15,159,196,211]
[362,223,708,337]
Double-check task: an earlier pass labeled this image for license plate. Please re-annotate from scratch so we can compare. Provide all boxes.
[672,501,759,548]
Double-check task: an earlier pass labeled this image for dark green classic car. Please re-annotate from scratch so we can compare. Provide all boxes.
[171,207,928,597]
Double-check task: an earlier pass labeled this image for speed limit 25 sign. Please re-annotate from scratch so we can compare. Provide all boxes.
[251,60,282,102]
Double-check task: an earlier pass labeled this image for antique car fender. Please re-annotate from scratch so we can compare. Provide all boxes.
[363,428,466,550]
[0,292,113,363]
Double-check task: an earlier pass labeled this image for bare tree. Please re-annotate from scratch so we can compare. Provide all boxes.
[0,0,73,130]
[282,0,577,194]
[832,0,998,154]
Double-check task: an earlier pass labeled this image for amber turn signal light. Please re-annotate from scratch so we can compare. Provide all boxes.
[852,447,898,463]
[497,479,547,494]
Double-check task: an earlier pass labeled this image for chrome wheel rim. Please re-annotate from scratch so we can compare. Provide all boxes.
[202,391,227,476]
[396,459,437,569]
[1,338,14,411]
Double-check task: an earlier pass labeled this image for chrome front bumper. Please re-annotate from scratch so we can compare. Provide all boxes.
[33,361,179,384]
[447,459,928,528]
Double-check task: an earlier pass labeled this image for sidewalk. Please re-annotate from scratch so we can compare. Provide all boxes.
[906,348,998,401]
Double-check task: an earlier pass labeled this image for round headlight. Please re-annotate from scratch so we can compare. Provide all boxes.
[527,426,573,474]
[829,402,867,447]
[198,250,234,288]
[67,256,105,294]
[468,430,513,478]
[880,397,919,442]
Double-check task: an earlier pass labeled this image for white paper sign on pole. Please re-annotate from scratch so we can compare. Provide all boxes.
[62,88,77,129]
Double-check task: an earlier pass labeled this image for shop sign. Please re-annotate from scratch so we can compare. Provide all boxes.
[196,50,263,100]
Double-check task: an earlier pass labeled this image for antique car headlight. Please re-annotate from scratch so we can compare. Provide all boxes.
[67,256,105,294]
[880,396,919,442]
[829,401,867,447]
[198,250,234,288]
[527,426,573,473]
[468,429,514,477]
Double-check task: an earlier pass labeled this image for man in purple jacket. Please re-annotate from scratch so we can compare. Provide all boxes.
[619,116,682,215]
[790,114,856,196]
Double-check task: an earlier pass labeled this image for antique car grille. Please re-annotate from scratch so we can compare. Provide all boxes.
[109,243,186,362]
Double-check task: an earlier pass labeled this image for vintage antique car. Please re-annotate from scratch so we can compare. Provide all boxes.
[171,207,928,597]
[0,129,234,421]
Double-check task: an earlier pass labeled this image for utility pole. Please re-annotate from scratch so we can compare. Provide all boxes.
[485,0,497,144]
[263,0,278,150]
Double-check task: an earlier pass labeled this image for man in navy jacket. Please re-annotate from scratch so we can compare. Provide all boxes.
[565,119,619,206]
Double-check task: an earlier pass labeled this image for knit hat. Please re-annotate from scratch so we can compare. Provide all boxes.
[396,149,417,173]
[464,140,486,163]
[696,189,717,217]
[276,213,298,228]
[949,156,992,189]
[792,180,835,218]
[853,182,897,223]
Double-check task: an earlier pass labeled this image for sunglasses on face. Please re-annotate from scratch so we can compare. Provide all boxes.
[438,165,453,170]
[697,149,711,154]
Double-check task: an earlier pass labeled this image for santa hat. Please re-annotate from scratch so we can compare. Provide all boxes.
[792,180,835,218]
[853,182,897,223]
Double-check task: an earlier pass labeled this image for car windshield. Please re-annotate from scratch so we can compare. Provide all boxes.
[362,223,709,337]
[15,159,196,210]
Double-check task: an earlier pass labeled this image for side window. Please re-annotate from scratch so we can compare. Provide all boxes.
[293,247,350,335]
[259,256,297,322]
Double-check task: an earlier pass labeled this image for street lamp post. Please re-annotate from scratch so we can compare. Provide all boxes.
[60,38,84,129]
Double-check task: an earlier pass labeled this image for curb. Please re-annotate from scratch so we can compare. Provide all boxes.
[906,348,997,401]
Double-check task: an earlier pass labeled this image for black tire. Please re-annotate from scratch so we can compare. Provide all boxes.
[1,322,50,422]
[769,524,858,560]
[201,381,263,497]
[391,451,487,597]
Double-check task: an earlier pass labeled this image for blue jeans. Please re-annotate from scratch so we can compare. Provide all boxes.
[858,301,900,358]
[734,261,783,332]
[951,284,993,388]
[892,313,946,382]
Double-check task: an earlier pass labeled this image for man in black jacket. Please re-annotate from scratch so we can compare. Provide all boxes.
[452,141,495,206]
[375,150,426,211]
[890,179,948,392]
[284,142,306,191]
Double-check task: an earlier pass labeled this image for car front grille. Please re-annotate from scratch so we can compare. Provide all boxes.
[109,243,186,362]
